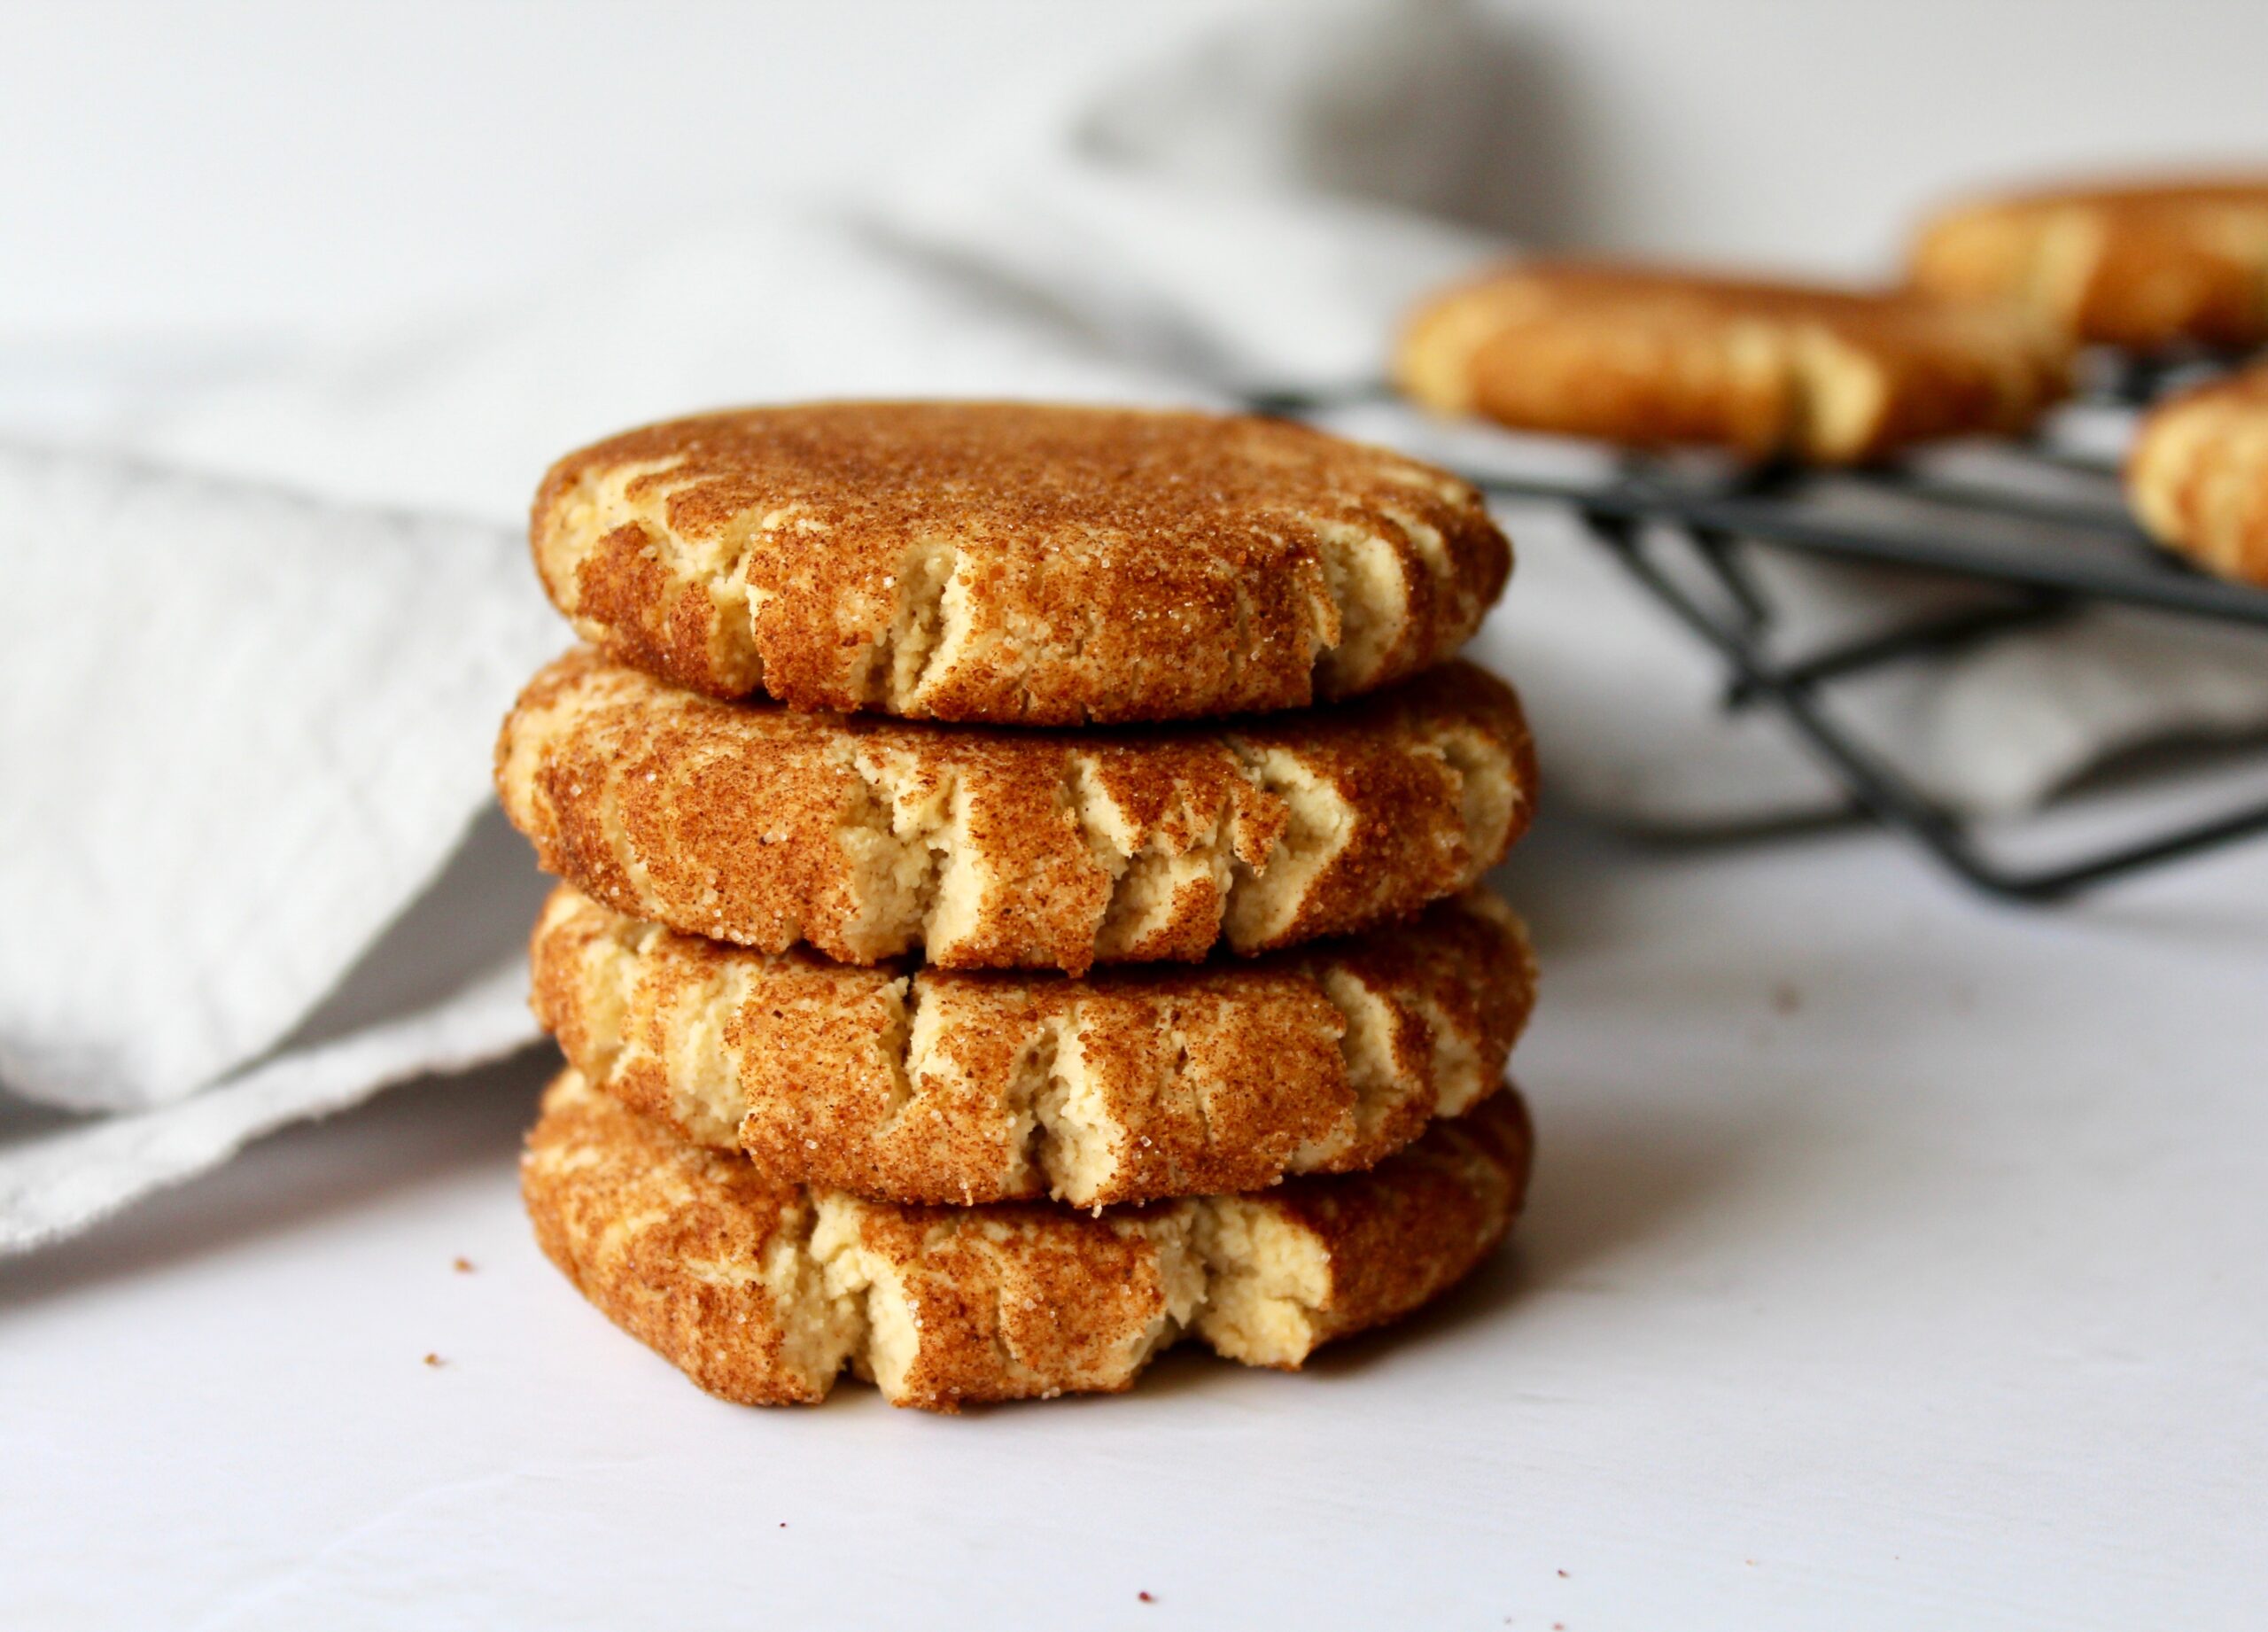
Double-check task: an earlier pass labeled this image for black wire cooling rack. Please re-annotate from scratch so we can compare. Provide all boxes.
[1255,361,2268,902]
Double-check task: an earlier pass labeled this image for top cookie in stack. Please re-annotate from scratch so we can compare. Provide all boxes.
[498,401,1540,1411]
[530,400,1508,723]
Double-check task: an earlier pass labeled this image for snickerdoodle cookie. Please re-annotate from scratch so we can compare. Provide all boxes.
[532,401,1510,723]
[2128,361,2268,587]
[531,882,1534,1208]
[1398,260,2070,462]
[1910,175,2268,351]
[496,649,1535,974]
[522,1069,1532,1411]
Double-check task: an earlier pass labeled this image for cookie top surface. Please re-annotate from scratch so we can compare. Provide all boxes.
[532,881,1535,1207]
[1396,259,2070,463]
[532,400,1511,724]
[1909,175,2268,349]
[2129,363,2268,587]
[521,1069,1532,1411]
[496,648,1536,974]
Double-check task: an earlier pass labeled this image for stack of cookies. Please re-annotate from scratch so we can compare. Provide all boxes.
[494,402,1541,1411]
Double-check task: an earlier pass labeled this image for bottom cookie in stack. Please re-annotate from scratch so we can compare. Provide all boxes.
[524,1070,1534,1412]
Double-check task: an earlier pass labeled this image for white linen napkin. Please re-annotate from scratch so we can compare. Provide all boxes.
[0,447,562,1246]
[6,0,2266,1250]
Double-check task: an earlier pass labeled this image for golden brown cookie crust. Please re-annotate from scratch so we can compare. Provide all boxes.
[1909,177,2268,351]
[2129,362,2268,587]
[496,649,1537,973]
[521,1070,1532,1411]
[1397,260,2071,463]
[531,882,1535,1208]
[531,401,1511,723]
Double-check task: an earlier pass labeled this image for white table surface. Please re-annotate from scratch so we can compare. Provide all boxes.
[6,809,2264,1630]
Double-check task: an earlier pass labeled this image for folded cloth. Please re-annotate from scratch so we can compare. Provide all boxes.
[7,0,2267,1249]
[0,448,562,1247]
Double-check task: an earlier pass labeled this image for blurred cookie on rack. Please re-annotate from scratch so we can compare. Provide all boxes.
[2129,361,2268,587]
[1395,260,2070,465]
[1910,175,2268,352]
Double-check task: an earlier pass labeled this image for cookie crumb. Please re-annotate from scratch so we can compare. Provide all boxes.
[1138,1591,1155,1604]
[423,1353,444,1367]
[453,1256,474,1273]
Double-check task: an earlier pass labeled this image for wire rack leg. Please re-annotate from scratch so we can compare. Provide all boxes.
[1578,509,2268,900]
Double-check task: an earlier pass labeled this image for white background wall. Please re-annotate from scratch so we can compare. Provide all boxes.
[4,0,2265,345]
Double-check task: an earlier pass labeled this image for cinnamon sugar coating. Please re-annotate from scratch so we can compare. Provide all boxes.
[1397,260,2070,463]
[532,401,1510,723]
[495,649,1535,973]
[521,1070,1532,1411]
[531,883,1534,1208]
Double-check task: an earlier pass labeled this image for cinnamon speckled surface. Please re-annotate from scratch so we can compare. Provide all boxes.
[532,401,1510,722]
[496,649,1535,972]
[530,883,1535,1207]
[520,1069,1532,1411]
